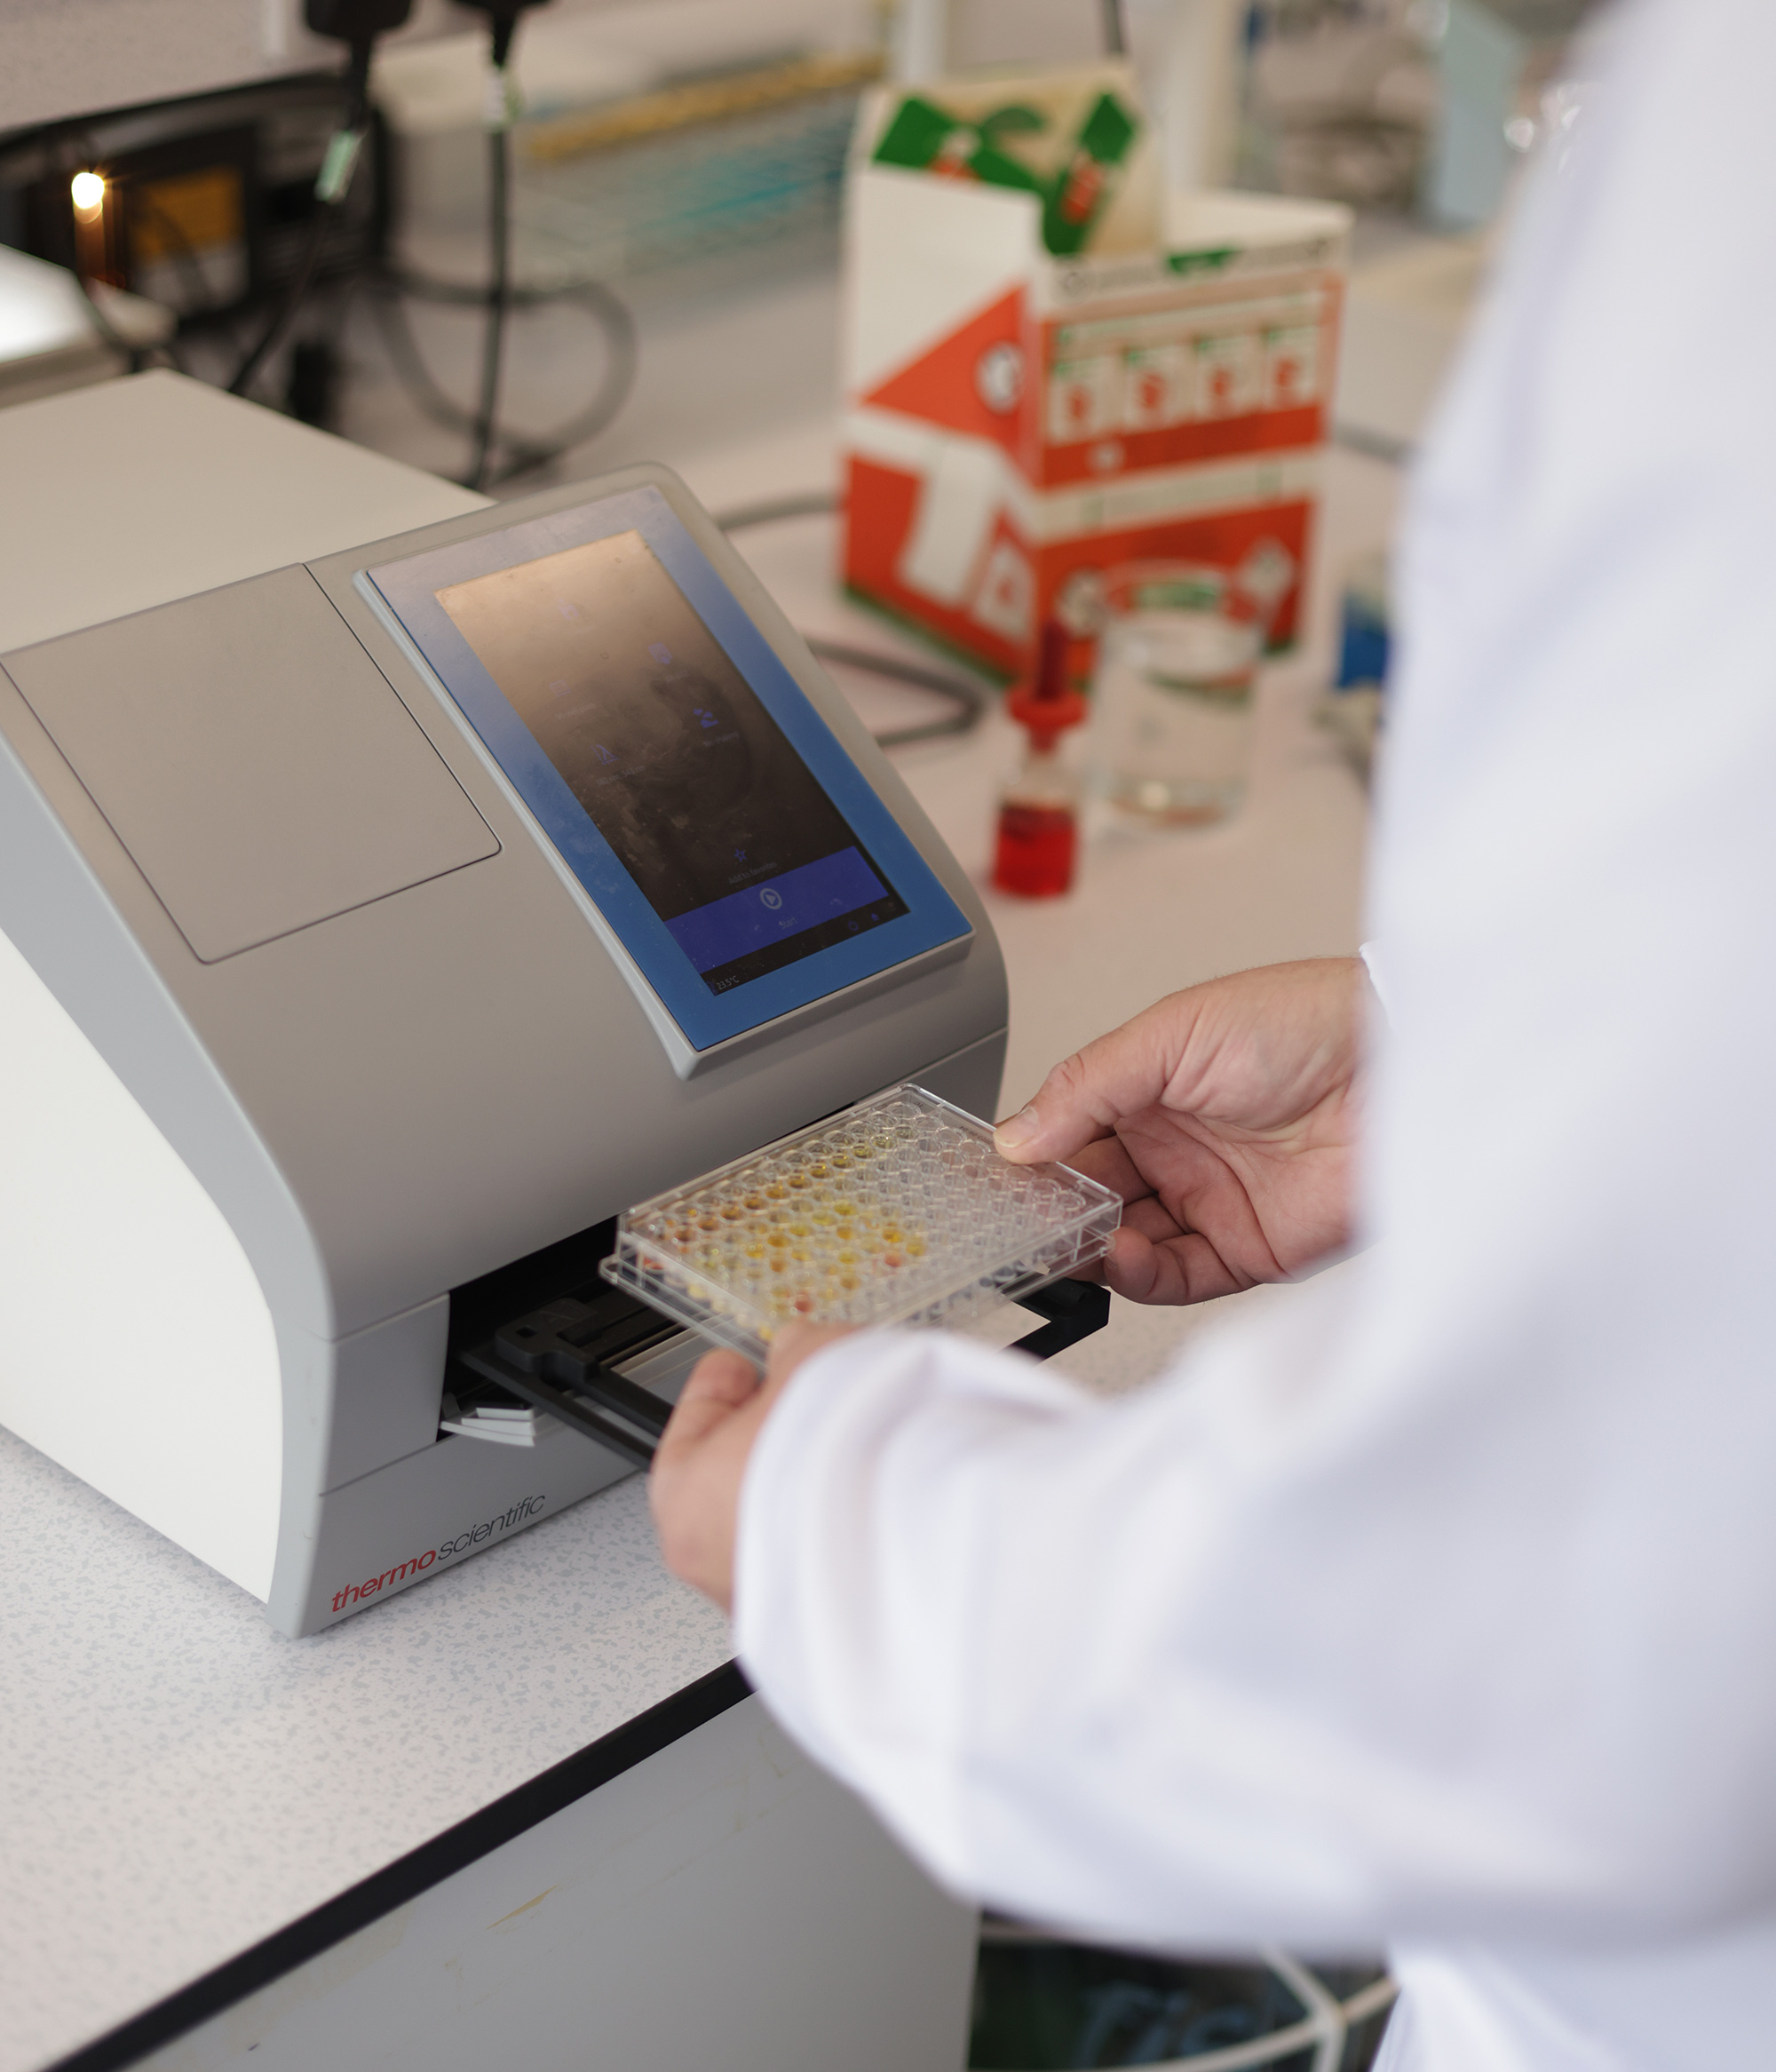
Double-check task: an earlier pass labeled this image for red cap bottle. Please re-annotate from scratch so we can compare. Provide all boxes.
[993,621,1089,899]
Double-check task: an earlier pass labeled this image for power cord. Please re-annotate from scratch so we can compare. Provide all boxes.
[442,0,643,493]
[227,0,404,397]
[468,115,511,492]
[367,0,637,489]
[461,0,527,492]
[706,490,836,532]
[124,193,219,369]
[364,264,636,488]
[712,493,989,751]
[217,0,636,486]
[806,637,989,750]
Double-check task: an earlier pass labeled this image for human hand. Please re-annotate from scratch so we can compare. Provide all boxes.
[649,1321,854,1610]
[995,958,1370,1305]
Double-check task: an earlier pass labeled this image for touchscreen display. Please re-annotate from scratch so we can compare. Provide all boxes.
[436,531,908,996]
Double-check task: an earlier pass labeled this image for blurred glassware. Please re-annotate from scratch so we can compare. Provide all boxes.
[1090,561,1270,827]
[1232,0,1593,221]
[1236,0,1438,211]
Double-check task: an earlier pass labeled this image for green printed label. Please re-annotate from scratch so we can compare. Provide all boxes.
[1042,93,1138,257]
[873,95,1043,194]
[1167,247,1239,276]
[873,85,1142,253]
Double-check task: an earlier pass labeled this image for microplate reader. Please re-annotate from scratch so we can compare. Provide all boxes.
[0,457,1009,1636]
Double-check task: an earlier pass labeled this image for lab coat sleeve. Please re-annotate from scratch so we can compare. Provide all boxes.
[741,0,1776,1958]
[735,1295,1582,1952]
[738,1236,1776,1955]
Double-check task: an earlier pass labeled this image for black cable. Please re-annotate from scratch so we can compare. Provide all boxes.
[228,203,334,395]
[76,181,210,377]
[807,638,989,749]
[360,0,636,491]
[227,35,374,398]
[363,274,472,430]
[708,490,837,532]
[1100,0,1127,57]
[456,5,535,491]
[66,253,147,372]
[69,274,153,372]
[129,191,218,347]
[365,264,637,486]
[1333,419,1413,466]
[710,492,990,751]
[465,119,511,492]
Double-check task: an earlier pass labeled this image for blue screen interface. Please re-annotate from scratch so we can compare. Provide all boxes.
[435,530,907,996]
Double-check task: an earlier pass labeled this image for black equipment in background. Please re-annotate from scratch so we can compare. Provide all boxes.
[0,30,637,464]
[223,0,413,398]
[4,76,390,329]
[453,0,552,490]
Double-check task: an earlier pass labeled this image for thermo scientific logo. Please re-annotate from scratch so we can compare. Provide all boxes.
[329,1494,546,1615]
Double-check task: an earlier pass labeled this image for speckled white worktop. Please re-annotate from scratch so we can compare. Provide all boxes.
[0,1429,729,2072]
[0,1268,1360,2072]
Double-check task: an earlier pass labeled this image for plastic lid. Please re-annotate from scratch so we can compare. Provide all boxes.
[1007,620,1088,747]
[602,1084,1121,1362]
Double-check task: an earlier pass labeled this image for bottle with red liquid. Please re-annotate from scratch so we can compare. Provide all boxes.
[993,620,1089,899]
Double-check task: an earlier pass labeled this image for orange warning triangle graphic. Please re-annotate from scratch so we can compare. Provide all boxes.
[862,287,1026,456]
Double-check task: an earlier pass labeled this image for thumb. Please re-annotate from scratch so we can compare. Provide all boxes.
[656,1348,761,1462]
[994,995,1197,1163]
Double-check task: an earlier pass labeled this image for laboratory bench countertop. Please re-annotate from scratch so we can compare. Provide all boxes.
[0,369,1391,2072]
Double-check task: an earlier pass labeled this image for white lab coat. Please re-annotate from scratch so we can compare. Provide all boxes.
[733,0,1776,2061]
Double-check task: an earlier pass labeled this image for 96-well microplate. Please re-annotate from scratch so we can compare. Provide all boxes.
[601,1084,1121,1362]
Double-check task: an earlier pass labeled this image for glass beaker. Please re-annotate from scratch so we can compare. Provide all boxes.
[1091,564,1268,826]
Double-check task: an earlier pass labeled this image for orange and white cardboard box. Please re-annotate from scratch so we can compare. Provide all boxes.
[840,165,1352,680]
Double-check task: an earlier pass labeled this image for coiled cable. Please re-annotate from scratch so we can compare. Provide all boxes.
[714,493,989,751]
[364,258,638,489]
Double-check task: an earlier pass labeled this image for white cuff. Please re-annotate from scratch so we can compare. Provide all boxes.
[1359,940,1391,1023]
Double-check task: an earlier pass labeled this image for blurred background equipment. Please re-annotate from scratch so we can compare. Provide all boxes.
[971,1925,1396,2071]
[1234,0,1438,211]
[362,0,881,484]
[1232,0,1591,222]
[0,240,173,405]
[223,0,415,404]
[2,72,391,336]
[0,0,1598,479]
[374,1,883,300]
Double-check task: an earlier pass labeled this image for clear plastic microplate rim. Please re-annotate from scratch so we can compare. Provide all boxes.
[601,1083,1122,1363]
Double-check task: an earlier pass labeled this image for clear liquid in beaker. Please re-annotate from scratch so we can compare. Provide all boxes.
[1094,608,1261,825]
